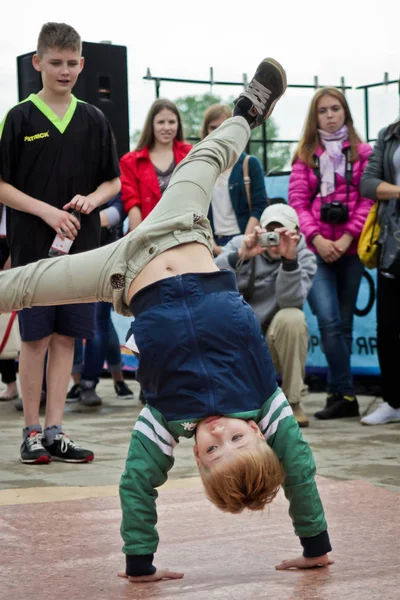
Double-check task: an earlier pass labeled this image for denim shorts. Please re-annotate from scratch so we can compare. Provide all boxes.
[18,303,96,342]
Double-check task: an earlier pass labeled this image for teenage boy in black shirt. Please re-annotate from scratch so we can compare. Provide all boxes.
[0,22,120,464]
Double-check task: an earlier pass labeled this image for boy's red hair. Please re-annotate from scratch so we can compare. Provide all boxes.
[199,441,284,513]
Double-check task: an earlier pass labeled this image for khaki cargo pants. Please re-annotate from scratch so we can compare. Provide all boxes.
[0,117,250,317]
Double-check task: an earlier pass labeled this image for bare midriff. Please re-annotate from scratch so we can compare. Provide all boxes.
[127,242,219,303]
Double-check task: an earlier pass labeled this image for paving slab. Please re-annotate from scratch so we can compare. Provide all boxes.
[0,377,399,599]
[0,477,399,600]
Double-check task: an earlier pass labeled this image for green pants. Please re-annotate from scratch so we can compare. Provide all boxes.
[0,117,251,317]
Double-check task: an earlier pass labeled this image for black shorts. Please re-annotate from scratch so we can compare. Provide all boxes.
[18,303,96,342]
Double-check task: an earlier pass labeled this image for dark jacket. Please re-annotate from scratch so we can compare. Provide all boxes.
[208,152,267,234]
[360,122,400,226]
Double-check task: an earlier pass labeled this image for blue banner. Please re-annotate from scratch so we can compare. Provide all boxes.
[304,269,379,375]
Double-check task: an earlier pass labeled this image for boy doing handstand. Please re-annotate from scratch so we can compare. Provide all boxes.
[0,58,332,581]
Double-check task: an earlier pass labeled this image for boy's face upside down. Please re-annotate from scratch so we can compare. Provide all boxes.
[193,417,266,469]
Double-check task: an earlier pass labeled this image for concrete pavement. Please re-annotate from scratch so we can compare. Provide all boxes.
[1,378,399,600]
[1,378,398,495]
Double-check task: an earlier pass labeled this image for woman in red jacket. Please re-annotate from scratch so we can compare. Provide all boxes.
[120,99,192,231]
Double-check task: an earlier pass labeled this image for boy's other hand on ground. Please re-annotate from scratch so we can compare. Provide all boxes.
[42,205,80,239]
[63,194,97,215]
[118,569,184,583]
[275,554,334,570]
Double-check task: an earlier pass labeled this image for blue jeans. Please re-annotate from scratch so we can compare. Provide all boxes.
[73,302,122,386]
[307,254,364,396]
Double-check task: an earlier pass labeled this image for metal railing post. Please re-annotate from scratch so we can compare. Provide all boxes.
[364,87,369,142]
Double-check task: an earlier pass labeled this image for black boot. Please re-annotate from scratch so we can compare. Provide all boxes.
[315,394,360,420]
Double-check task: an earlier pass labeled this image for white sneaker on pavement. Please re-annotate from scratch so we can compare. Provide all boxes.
[360,402,400,425]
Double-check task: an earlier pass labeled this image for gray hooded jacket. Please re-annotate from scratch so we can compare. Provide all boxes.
[215,234,317,328]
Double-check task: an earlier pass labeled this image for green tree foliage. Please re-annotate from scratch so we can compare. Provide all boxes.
[175,93,222,139]
[130,129,140,149]
[249,121,292,174]
[131,93,293,172]
[175,93,291,172]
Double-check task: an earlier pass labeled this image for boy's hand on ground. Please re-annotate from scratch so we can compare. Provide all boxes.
[275,554,334,570]
[63,194,97,215]
[42,206,80,239]
[118,569,184,583]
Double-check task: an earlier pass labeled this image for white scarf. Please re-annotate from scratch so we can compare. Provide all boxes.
[318,125,348,197]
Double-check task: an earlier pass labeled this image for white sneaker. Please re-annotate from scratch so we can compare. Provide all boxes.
[361,402,400,425]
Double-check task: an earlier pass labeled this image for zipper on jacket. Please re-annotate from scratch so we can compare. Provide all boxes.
[177,275,216,415]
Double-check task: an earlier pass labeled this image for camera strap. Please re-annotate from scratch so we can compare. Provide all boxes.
[242,257,257,303]
[344,147,352,206]
[311,147,353,204]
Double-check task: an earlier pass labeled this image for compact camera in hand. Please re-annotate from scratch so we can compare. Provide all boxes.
[259,231,280,247]
[320,201,349,225]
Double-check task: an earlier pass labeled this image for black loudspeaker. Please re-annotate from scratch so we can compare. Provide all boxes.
[16,41,130,158]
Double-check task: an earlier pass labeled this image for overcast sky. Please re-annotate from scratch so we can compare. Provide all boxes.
[1,0,400,144]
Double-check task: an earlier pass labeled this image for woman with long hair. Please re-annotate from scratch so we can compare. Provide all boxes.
[201,104,267,255]
[120,99,192,231]
[289,88,373,420]
[359,118,400,425]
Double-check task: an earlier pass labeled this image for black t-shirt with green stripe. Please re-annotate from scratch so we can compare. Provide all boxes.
[0,94,120,266]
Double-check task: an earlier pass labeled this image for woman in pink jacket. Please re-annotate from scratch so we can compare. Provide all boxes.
[289,87,373,420]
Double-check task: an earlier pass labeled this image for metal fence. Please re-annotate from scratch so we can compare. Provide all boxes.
[143,68,400,173]
[356,75,400,143]
[143,68,351,174]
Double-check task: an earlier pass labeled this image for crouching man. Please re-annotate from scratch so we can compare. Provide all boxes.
[215,202,317,427]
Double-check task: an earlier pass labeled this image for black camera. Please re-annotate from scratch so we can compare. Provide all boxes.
[320,201,349,225]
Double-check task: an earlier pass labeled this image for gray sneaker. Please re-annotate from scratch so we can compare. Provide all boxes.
[80,388,103,407]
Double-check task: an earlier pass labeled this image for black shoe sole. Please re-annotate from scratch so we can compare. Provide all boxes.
[48,454,94,463]
[260,58,287,121]
[314,406,360,420]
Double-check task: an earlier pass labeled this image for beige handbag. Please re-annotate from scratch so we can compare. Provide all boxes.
[0,311,21,359]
